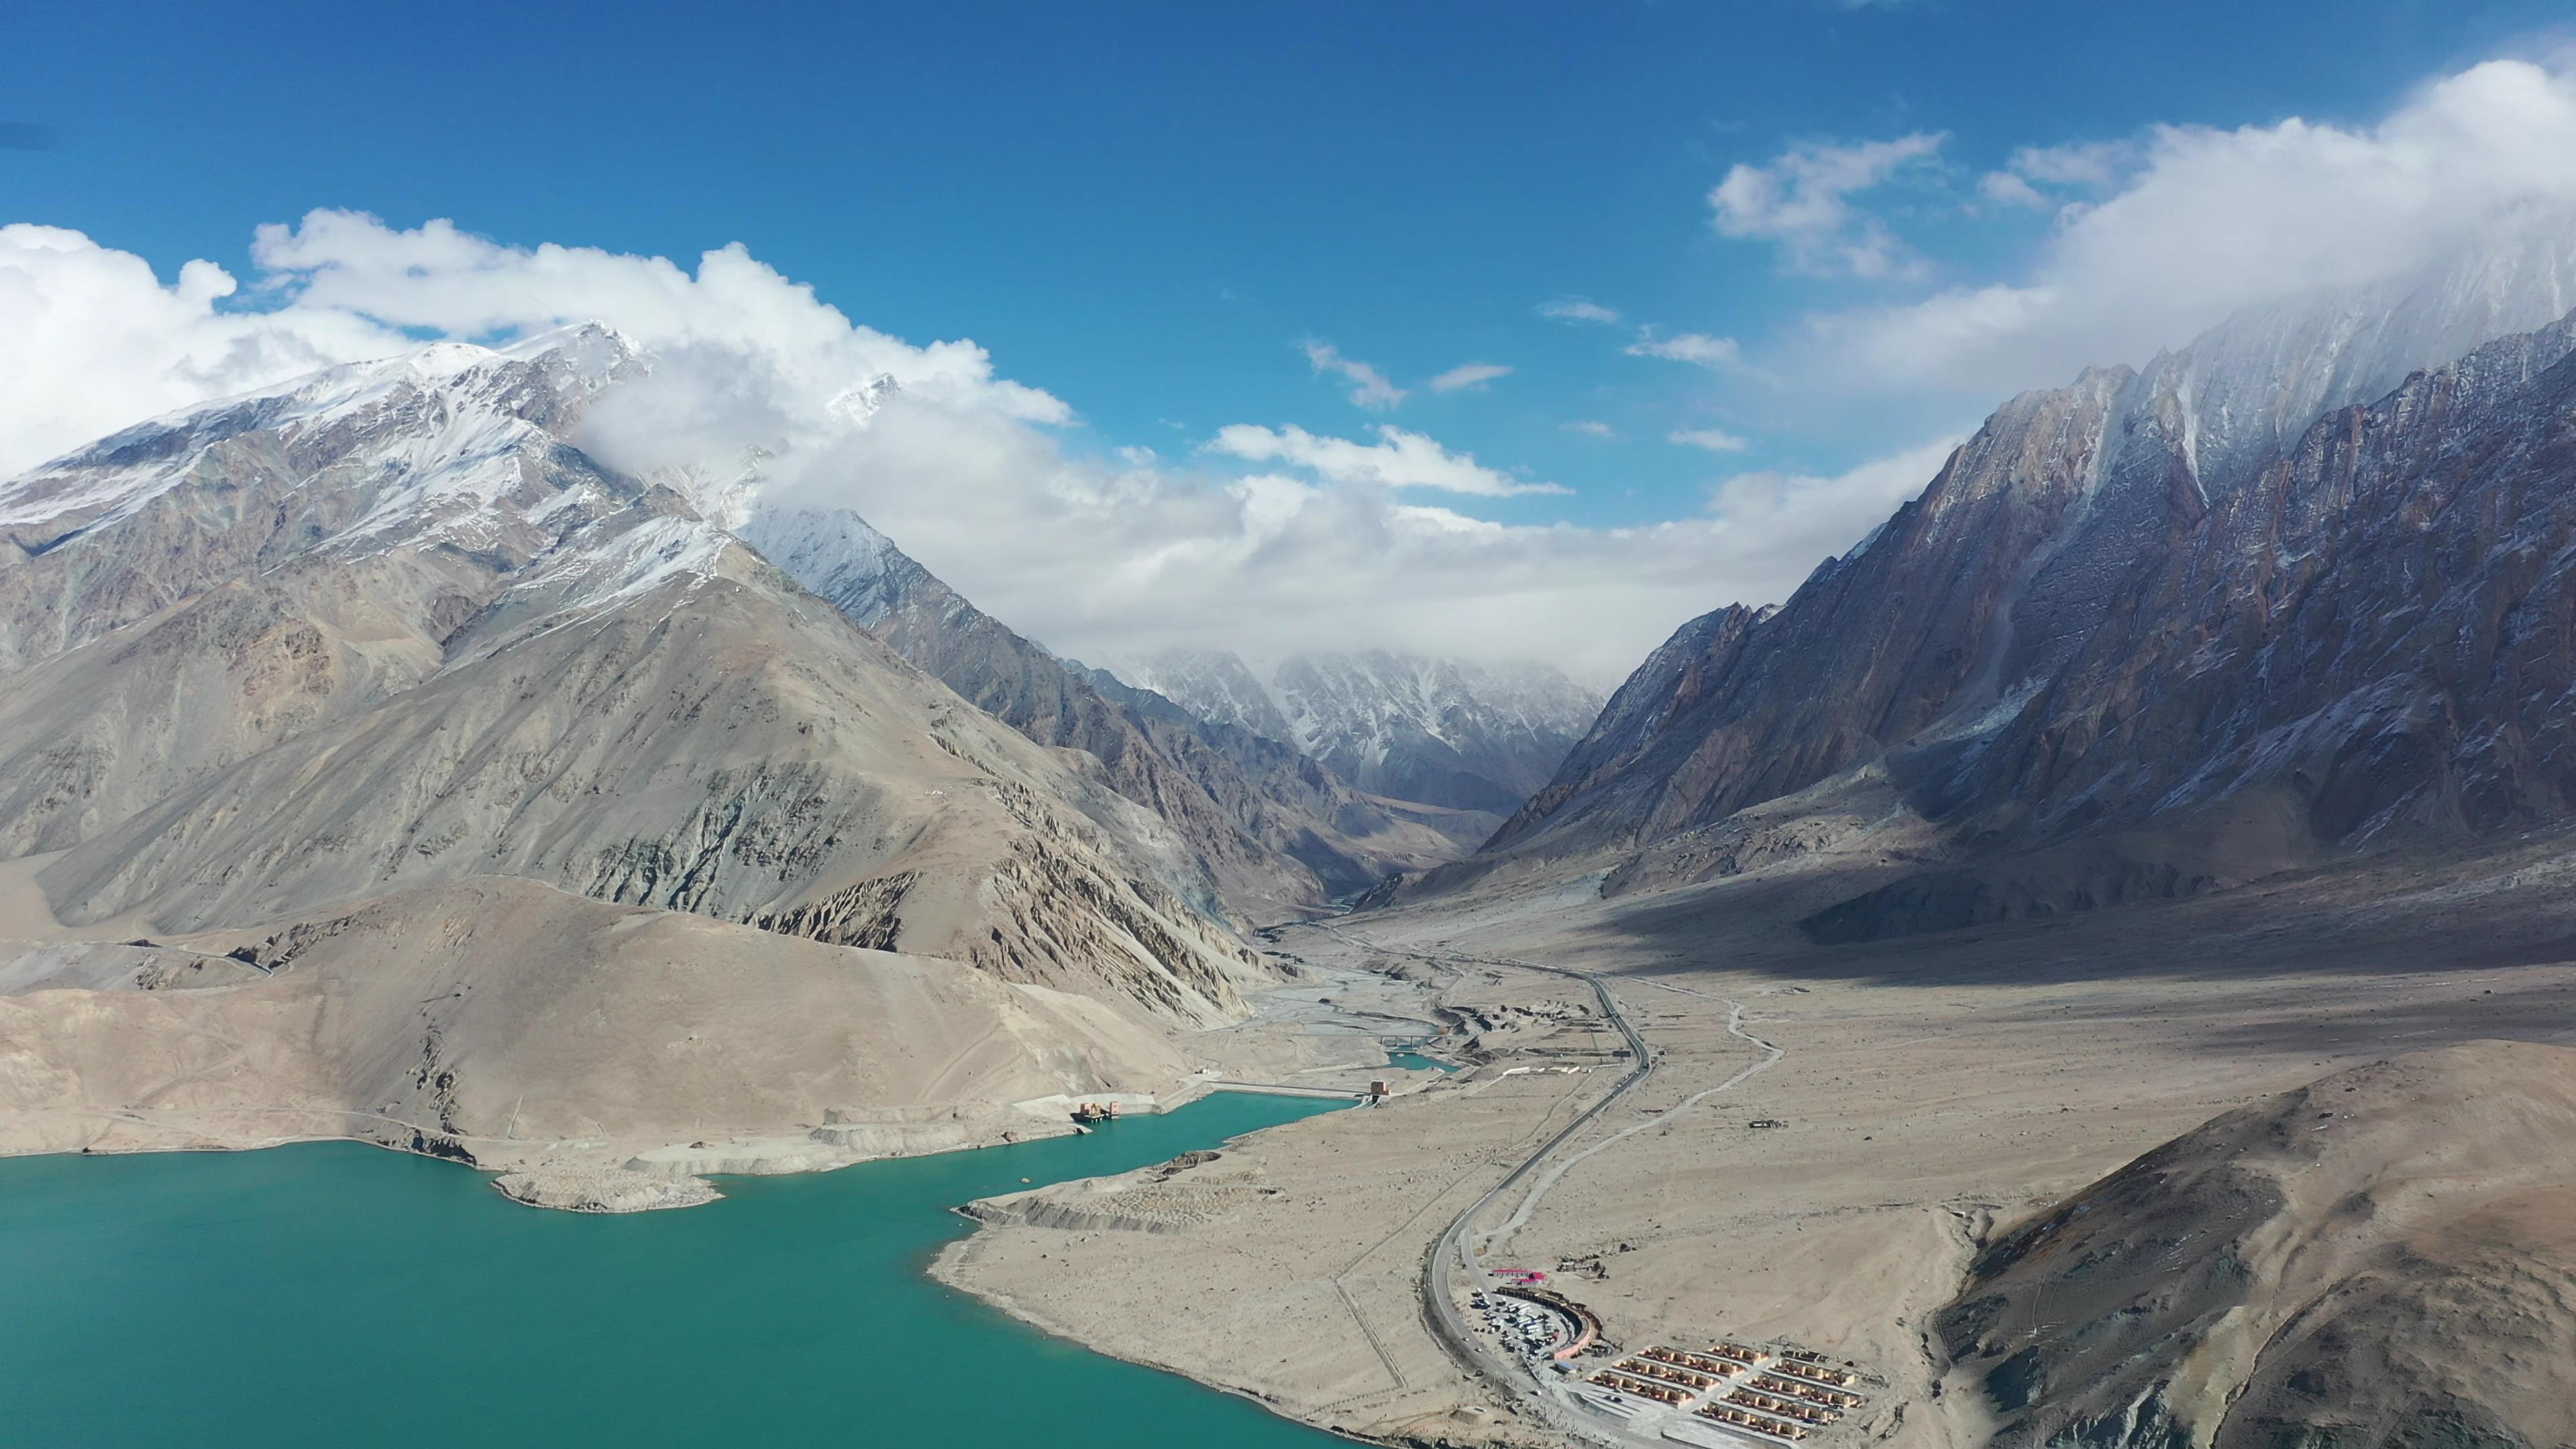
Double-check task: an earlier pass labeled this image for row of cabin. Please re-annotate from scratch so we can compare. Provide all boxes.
[1614,1358,1713,1390]
[1587,1371,1687,1405]
[1750,1372,1863,1409]
[1697,1403,1810,1441]
[1774,1358,1858,1387]
[1641,1346,1746,1378]
[1725,1387,1839,1426]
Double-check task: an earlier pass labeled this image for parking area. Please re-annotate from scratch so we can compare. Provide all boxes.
[1466,1287,1589,1359]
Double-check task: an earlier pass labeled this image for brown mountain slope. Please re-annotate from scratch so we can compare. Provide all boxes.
[1479,370,2127,867]
[0,551,485,858]
[737,505,1460,916]
[1939,1040,2576,1448]
[0,333,1271,1026]
[0,877,1195,1177]
[31,513,1262,1022]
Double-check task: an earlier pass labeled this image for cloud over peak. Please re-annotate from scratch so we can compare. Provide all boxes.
[1805,58,2576,395]
[0,209,1994,684]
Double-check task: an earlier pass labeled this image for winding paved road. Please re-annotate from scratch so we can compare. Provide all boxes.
[1307,924,1787,1449]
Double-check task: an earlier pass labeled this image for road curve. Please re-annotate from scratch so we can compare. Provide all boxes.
[1306,926,1658,1444]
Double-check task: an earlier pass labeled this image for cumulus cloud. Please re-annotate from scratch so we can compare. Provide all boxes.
[1705,435,1965,566]
[1428,362,1511,393]
[0,211,1977,683]
[1669,427,1751,453]
[1297,338,1407,409]
[0,225,400,476]
[1205,423,1566,497]
[739,399,1945,684]
[1710,132,1946,279]
[1977,141,2138,213]
[1560,420,1618,438]
[1624,330,1746,369]
[252,211,1069,424]
[1538,297,1622,325]
[1809,58,2576,394]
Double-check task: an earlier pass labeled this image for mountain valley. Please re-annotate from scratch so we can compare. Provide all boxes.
[9,239,2576,1449]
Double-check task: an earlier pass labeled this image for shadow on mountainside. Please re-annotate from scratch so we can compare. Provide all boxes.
[1581,823,2576,996]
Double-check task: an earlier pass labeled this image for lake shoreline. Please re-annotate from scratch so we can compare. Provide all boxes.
[0,1083,1259,1214]
[2,1095,1362,1447]
[926,1117,1412,1449]
[926,1235,1393,1448]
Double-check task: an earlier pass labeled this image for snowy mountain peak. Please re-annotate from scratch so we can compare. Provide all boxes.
[0,325,656,596]
[1106,647,1603,816]
[733,504,919,629]
[826,373,901,426]
[2138,213,2576,502]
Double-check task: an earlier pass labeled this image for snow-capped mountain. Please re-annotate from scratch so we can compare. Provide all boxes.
[1472,223,2576,936]
[1108,648,1603,818]
[1110,649,1296,743]
[0,329,1268,1024]
[0,323,671,665]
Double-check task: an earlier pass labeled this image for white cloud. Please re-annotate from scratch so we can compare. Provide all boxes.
[735,397,1937,684]
[1706,435,1965,564]
[0,225,402,476]
[0,211,1974,684]
[1624,330,1745,370]
[1428,362,1511,393]
[1709,132,1946,279]
[1538,297,1622,325]
[1560,420,1618,438]
[1298,339,1407,410]
[1808,58,2576,394]
[1978,141,2137,213]
[1669,427,1751,453]
[2006,140,2137,189]
[251,211,1068,425]
[1205,423,1566,497]
[1976,171,2050,210]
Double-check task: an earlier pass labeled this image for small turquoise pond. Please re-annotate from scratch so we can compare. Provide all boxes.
[1387,1044,1458,1073]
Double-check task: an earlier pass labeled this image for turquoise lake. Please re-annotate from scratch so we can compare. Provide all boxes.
[0,1096,1352,1448]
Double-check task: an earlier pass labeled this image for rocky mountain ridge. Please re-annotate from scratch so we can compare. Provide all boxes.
[736,506,1466,914]
[1106,646,1602,821]
[1465,232,2576,936]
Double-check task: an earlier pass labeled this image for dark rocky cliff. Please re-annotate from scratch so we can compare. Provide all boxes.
[1468,286,2576,938]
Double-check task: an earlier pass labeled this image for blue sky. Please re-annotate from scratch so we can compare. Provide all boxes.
[5,1,2576,675]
